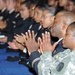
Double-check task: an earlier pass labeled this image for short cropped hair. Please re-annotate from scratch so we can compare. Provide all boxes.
[68,22,75,37]
[20,0,31,9]
[46,6,56,16]
[58,11,75,25]
[63,12,75,25]
[36,4,48,11]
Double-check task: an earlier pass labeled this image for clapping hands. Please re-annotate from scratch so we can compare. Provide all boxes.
[38,32,58,53]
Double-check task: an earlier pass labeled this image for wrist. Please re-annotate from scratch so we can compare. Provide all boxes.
[20,46,25,51]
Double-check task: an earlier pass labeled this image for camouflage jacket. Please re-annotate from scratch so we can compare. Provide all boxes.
[38,49,75,75]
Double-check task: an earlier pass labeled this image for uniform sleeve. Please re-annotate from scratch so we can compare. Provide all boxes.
[29,51,41,74]
[38,51,52,75]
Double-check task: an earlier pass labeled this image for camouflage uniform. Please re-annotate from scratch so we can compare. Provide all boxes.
[38,49,75,75]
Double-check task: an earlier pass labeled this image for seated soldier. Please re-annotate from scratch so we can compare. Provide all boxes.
[58,0,68,8]
[0,0,18,49]
[22,6,56,73]
[38,22,75,75]
[6,0,33,56]
[64,0,75,13]
[0,0,32,43]
[8,4,48,56]
[7,4,56,64]
[9,6,56,52]
[0,0,7,36]
[25,11,75,74]
[0,0,17,42]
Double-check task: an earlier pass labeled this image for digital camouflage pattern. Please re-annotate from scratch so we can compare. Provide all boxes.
[38,49,75,75]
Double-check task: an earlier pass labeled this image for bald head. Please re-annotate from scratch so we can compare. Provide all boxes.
[62,12,75,25]
[51,11,75,38]
[56,11,75,25]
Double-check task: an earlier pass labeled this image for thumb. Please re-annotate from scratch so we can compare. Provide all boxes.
[38,37,43,54]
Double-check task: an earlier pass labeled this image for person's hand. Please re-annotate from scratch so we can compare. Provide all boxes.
[0,36,8,43]
[25,30,39,55]
[0,21,7,29]
[14,34,25,45]
[38,32,58,53]
[8,41,18,49]
[14,41,25,51]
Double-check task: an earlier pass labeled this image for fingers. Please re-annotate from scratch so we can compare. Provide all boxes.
[16,34,21,37]
[8,42,12,46]
[38,37,43,54]
[32,31,35,40]
[21,33,25,39]
[14,36,20,43]
[25,30,32,40]
[45,31,47,43]
[42,33,45,44]
[21,33,26,43]
[28,30,31,38]
[14,36,17,39]
[14,35,20,40]
[38,37,41,45]
[47,32,51,44]
[14,40,18,47]
[8,41,18,49]
[25,32,29,40]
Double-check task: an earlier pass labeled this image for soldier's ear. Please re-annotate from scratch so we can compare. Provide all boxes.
[62,22,67,31]
[51,16,55,21]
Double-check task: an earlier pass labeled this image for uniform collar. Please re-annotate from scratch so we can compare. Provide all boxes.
[1,8,6,13]
[9,9,15,14]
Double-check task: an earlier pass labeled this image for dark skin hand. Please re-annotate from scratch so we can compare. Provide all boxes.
[8,40,25,50]
[14,33,25,45]
[38,32,58,53]
[24,30,39,55]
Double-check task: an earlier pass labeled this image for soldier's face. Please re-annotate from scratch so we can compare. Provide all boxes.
[0,0,6,10]
[59,0,68,7]
[48,0,55,6]
[34,7,43,23]
[65,1,74,12]
[63,27,74,50]
[51,14,65,38]
[20,4,29,19]
[29,4,35,18]
[41,10,55,28]
[6,0,15,11]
